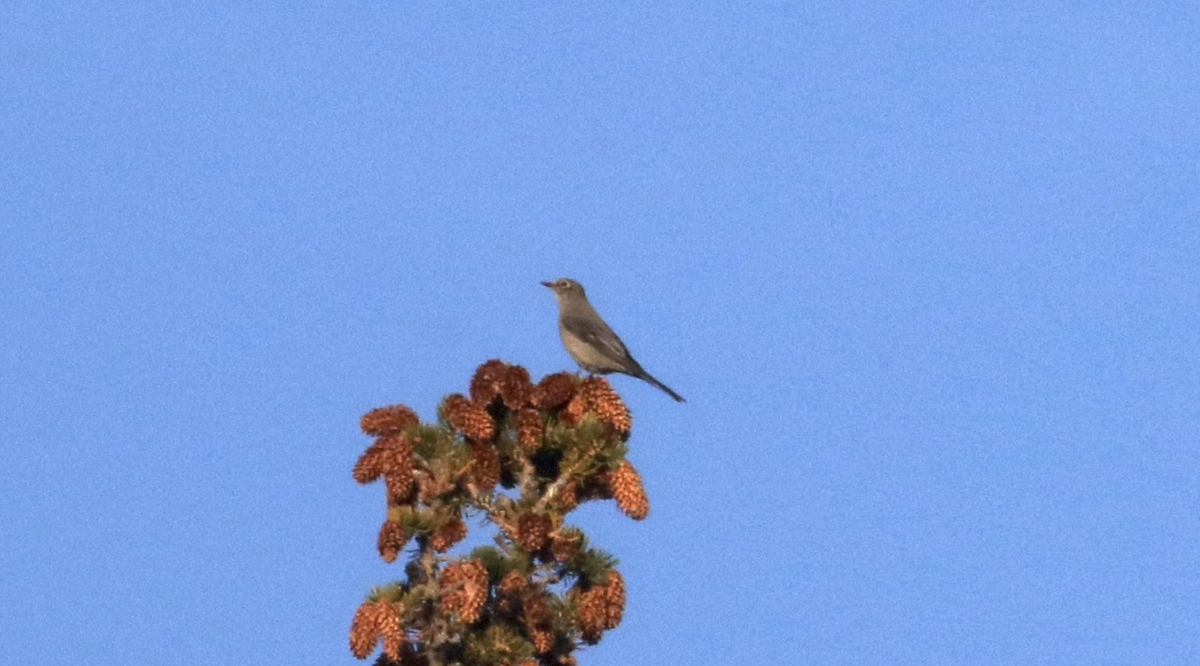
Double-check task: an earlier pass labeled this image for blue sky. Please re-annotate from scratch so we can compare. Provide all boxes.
[3,3,1199,664]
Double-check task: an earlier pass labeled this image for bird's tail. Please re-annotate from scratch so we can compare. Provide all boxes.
[638,371,686,403]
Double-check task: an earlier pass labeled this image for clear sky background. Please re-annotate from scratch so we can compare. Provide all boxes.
[3,3,1199,665]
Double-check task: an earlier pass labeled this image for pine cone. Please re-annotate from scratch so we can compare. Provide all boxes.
[438,564,465,617]
[354,436,414,505]
[522,590,554,654]
[378,602,405,661]
[377,520,409,563]
[515,408,545,453]
[500,365,533,409]
[575,586,608,644]
[522,590,551,626]
[440,559,489,624]
[386,472,416,506]
[529,628,553,655]
[602,570,625,629]
[497,570,529,598]
[445,394,495,441]
[579,377,631,432]
[525,619,552,652]
[470,359,509,407]
[349,600,386,659]
[361,404,419,436]
[560,392,588,426]
[530,372,577,410]
[552,480,580,513]
[354,435,413,486]
[468,441,501,494]
[430,518,467,553]
[516,513,552,553]
[610,460,649,520]
[353,445,388,485]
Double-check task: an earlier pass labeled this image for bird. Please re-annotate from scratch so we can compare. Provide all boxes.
[541,278,685,402]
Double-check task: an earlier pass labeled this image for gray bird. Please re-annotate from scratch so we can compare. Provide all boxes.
[541,278,685,402]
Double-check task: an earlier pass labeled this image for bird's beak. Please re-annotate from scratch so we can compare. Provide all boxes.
[540,281,553,288]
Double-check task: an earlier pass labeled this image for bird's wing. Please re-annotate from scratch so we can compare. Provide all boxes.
[561,313,630,361]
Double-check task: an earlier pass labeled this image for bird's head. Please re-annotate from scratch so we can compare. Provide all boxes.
[540,278,586,301]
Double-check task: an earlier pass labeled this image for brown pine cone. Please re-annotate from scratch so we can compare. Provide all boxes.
[516,513,552,552]
[468,441,501,494]
[469,359,509,406]
[360,404,419,436]
[609,460,649,520]
[575,586,608,645]
[377,520,409,563]
[530,372,578,410]
[349,600,386,659]
[500,364,533,409]
[602,570,625,629]
[552,480,580,513]
[579,376,631,432]
[430,518,467,553]
[514,408,545,453]
[354,435,413,486]
[560,392,588,426]
[497,570,529,598]
[378,602,405,661]
[522,590,554,653]
[440,559,489,624]
[444,394,495,441]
